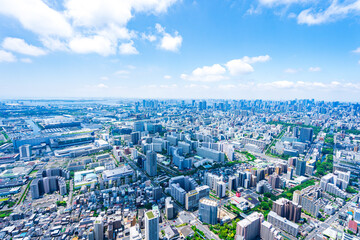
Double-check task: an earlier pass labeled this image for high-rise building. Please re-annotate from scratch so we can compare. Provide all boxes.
[94,217,104,240]
[145,151,157,177]
[272,198,301,223]
[236,212,264,240]
[216,181,226,198]
[165,197,175,220]
[299,128,313,143]
[295,159,306,176]
[19,144,31,161]
[199,198,218,224]
[260,221,282,240]
[145,210,159,240]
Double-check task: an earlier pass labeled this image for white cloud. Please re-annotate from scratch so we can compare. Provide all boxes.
[184,84,210,89]
[297,1,360,25]
[96,83,108,89]
[226,59,254,75]
[100,76,108,81]
[181,55,270,82]
[164,75,172,79]
[0,50,16,62]
[353,47,360,53]
[156,23,182,52]
[226,55,270,75]
[40,37,68,51]
[181,64,227,82]
[2,37,47,56]
[69,35,115,56]
[0,0,73,37]
[242,55,271,63]
[119,41,139,55]
[141,33,157,42]
[259,0,309,6]
[309,66,321,72]
[115,70,130,75]
[160,33,182,52]
[20,58,32,63]
[0,0,179,56]
[284,68,300,73]
[159,84,177,89]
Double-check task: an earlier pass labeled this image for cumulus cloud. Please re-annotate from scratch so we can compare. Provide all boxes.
[181,64,227,82]
[0,0,179,57]
[164,75,172,79]
[2,37,47,56]
[181,55,270,82]
[0,50,16,62]
[69,35,115,56]
[0,0,73,37]
[156,23,182,52]
[226,60,254,75]
[119,41,139,55]
[309,66,321,72]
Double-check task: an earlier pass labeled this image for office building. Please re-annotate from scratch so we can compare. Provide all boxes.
[145,150,157,177]
[145,210,159,240]
[19,144,31,161]
[165,197,175,220]
[295,159,306,176]
[299,128,313,143]
[94,217,104,240]
[216,181,226,198]
[199,198,218,224]
[169,176,198,205]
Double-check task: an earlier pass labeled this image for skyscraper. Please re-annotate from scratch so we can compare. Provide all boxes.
[295,159,306,176]
[146,150,157,177]
[199,198,218,224]
[145,210,159,240]
[94,217,104,240]
[299,127,313,143]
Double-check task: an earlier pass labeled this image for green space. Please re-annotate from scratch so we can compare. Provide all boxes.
[345,129,360,135]
[315,154,333,177]
[18,180,32,204]
[209,219,239,240]
[346,186,359,194]
[56,200,67,207]
[250,197,273,219]
[0,210,12,218]
[263,179,316,201]
[188,226,210,240]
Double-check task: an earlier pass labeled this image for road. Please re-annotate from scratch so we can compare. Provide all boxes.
[305,193,360,240]
[67,179,73,208]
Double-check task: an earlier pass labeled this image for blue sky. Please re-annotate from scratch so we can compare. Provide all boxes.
[1,0,360,101]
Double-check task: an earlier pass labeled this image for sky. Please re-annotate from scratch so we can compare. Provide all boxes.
[1,0,360,101]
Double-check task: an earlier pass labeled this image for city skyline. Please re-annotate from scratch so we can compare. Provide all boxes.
[1,0,360,100]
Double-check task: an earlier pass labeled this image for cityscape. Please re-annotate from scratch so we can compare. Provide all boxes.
[1,1,360,240]
[0,99,359,240]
